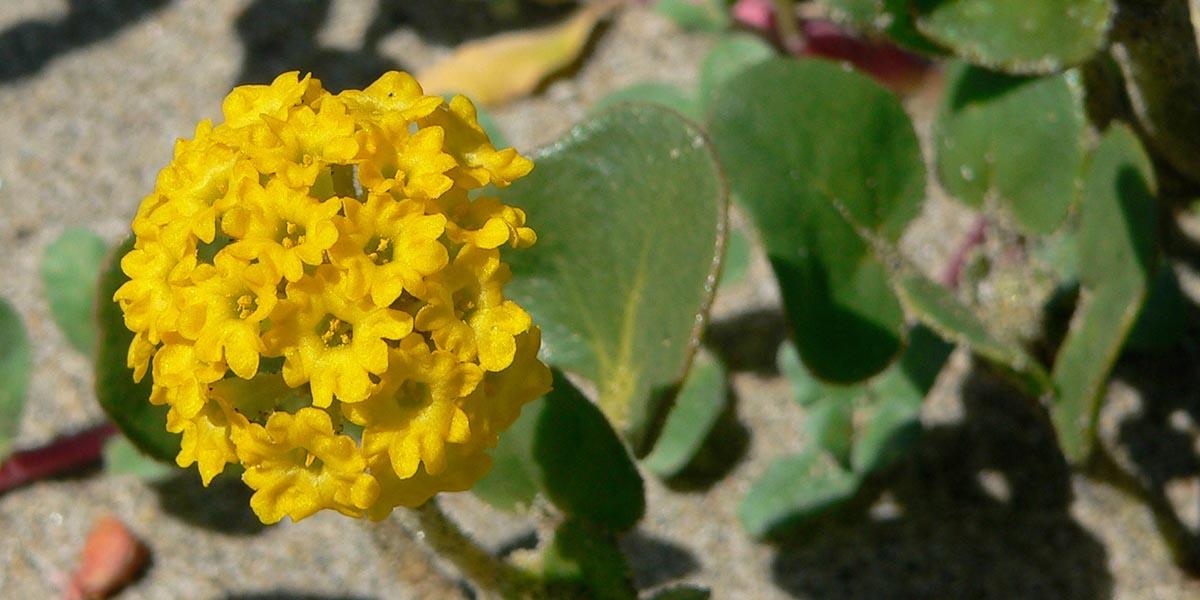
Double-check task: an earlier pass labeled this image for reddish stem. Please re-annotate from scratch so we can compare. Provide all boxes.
[0,423,118,495]
[940,216,988,290]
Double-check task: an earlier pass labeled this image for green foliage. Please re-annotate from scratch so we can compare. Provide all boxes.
[471,397,543,511]
[709,58,925,384]
[534,372,646,530]
[591,82,699,121]
[935,62,1087,234]
[103,434,173,480]
[647,585,712,600]
[912,0,1113,74]
[499,104,726,447]
[642,348,728,477]
[1051,125,1158,464]
[41,228,108,357]
[720,225,752,286]
[745,327,952,537]
[654,0,730,32]
[543,518,637,600]
[0,298,31,460]
[95,237,178,462]
[893,271,1050,392]
[698,34,776,111]
[475,372,646,531]
[1125,266,1187,353]
[740,450,860,538]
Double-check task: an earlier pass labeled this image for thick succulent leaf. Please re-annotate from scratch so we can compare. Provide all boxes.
[1051,125,1157,464]
[647,586,712,600]
[655,0,731,32]
[850,326,951,473]
[708,58,925,383]
[95,237,177,462]
[642,348,728,478]
[1125,265,1187,353]
[533,371,646,530]
[893,270,1050,393]
[806,395,854,467]
[41,228,108,357]
[103,435,173,480]
[911,0,1113,74]
[543,518,637,600]
[471,396,543,511]
[591,83,700,121]
[698,33,776,110]
[739,450,861,538]
[819,0,946,55]
[721,226,752,286]
[777,342,822,407]
[0,298,31,460]
[499,104,726,447]
[935,62,1086,234]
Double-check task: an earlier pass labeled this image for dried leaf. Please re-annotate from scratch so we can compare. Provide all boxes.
[418,2,617,106]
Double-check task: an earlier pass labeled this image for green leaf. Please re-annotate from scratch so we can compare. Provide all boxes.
[777,342,822,407]
[1125,265,1187,353]
[911,0,1113,74]
[642,348,728,478]
[806,395,854,467]
[893,270,1050,393]
[647,586,712,600]
[739,450,861,538]
[708,58,925,383]
[655,0,730,32]
[534,371,646,530]
[41,228,108,357]
[592,83,699,121]
[1051,125,1157,464]
[698,33,776,111]
[721,226,752,286]
[103,434,174,480]
[935,62,1086,234]
[95,237,178,462]
[850,326,951,473]
[543,518,637,600]
[471,396,543,511]
[819,0,945,55]
[0,298,31,460]
[499,104,726,447]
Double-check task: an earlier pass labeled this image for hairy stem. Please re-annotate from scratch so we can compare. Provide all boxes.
[392,499,544,599]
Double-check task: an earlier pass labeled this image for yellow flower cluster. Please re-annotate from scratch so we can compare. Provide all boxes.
[114,72,551,523]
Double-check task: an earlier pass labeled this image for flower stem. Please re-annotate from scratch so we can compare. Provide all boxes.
[400,499,544,599]
[940,215,988,290]
[0,422,117,495]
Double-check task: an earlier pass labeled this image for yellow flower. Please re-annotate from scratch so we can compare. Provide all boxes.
[416,246,532,371]
[344,335,483,479]
[178,254,277,379]
[115,71,548,523]
[264,265,413,407]
[234,408,381,523]
[330,192,448,305]
[222,179,341,282]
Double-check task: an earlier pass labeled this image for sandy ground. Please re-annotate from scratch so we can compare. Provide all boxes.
[2,1,1200,598]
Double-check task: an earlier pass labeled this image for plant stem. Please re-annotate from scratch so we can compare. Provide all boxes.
[400,499,544,599]
[0,422,117,495]
[940,215,988,290]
